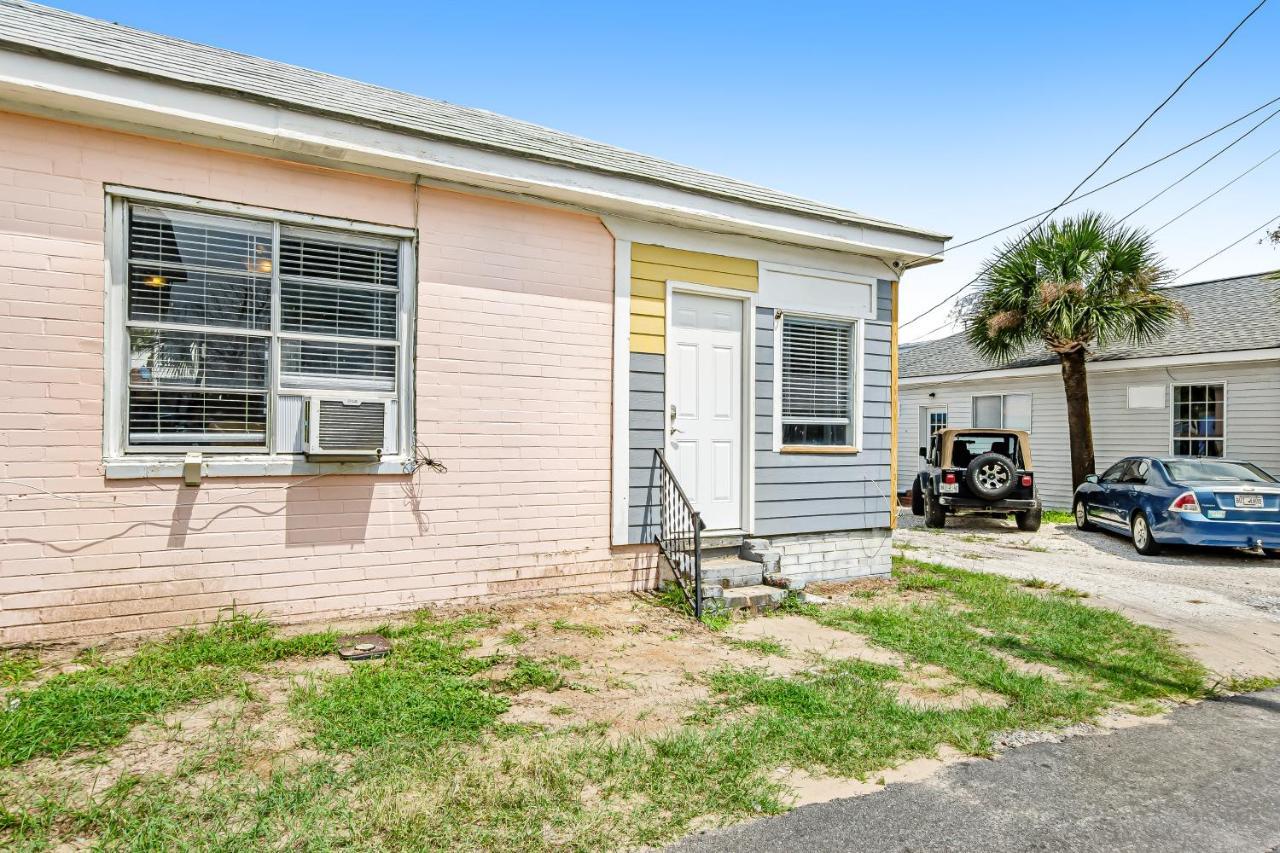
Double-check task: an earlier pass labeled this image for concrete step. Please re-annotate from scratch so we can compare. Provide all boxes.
[739,537,781,571]
[699,557,764,589]
[720,583,787,614]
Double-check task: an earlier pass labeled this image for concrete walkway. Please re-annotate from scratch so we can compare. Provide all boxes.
[671,689,1280,853]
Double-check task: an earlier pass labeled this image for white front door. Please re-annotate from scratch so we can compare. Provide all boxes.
[668,291,743,531]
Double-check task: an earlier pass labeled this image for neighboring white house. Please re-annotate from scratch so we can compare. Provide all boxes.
[897,272,1280,508]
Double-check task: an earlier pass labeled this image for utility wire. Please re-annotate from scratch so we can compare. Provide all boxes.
[1172,212,1280,281]
[905,93,1280,266]
[898,0,1270,332]
[1118,102,1280,222]
[910,144,1280,343]
[1152,144,1280,235]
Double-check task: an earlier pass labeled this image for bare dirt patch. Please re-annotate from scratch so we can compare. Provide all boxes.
[727,615,904,668]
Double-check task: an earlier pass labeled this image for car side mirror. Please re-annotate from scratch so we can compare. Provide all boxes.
[918,447,926,458]
[1084,474,1099,484]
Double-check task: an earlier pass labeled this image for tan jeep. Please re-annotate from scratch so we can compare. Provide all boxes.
[910,428,1041,530]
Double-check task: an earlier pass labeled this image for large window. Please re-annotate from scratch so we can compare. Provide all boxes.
[1172,384,1225,457]
[778,314,859,447]
[109,195,412,459]
[972,393,1032,431]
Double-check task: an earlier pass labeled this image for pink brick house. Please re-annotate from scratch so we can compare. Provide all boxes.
[0,1,947,643]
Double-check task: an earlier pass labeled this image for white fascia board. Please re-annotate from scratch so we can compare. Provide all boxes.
[0,50,948,262]
[900,347,1280,386]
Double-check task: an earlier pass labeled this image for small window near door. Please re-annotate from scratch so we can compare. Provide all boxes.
[972,393,1032,430]
[1172,384,1225,457]
[927,409,948,435]
[779,315,857,446]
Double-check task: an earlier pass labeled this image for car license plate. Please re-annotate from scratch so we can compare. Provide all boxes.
[940,483,959,494]
[1234,494,1264,509]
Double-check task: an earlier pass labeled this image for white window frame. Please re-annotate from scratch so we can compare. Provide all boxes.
[103,186,416,478]
[1169,382,1227,458]
[971,393,1033,432]
[772,310,865,452]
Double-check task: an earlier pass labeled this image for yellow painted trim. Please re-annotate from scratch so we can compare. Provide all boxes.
[628,242,759,354]
[632,243,758,276]
[889,280,900,529]
[630,333,665,354]
[632,261,756,292]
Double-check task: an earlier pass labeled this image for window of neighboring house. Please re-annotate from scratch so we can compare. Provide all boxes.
[1172,383,1225,457]
[778,314,859,447]
[111,196,412,458]
[972,393,1032,431]
[927,409,948,435]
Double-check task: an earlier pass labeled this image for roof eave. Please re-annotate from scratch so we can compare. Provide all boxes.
[0,40,951,254]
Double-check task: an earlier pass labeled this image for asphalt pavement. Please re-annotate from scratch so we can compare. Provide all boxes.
[670,688,1280,853]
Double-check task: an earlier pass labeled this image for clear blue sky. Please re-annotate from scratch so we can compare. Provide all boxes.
[53,1,1280,341]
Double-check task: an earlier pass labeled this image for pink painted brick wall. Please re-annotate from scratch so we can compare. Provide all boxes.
[0,112,653,644]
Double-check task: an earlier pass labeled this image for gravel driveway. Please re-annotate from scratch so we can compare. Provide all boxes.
[895,513,1280,678]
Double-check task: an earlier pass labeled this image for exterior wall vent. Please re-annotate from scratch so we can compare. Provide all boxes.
[306,397,386,460]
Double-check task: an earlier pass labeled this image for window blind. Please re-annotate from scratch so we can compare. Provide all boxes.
[278,230,399,390]
[781,316,852,422]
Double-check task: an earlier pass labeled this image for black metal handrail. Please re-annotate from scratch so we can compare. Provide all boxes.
[652,449,705,618]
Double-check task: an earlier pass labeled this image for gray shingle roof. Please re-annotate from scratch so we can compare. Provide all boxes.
[0,0,947,241]
[901,271,1280,379]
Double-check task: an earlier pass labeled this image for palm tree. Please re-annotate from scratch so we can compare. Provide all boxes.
[961,212,1184,489]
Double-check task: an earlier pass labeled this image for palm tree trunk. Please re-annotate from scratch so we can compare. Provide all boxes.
[1058,349,1096,488]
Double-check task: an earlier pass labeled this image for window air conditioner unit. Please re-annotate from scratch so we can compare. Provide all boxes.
[305,397,387,461]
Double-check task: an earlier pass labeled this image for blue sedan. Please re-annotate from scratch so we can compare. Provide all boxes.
[1073,457,1280,556]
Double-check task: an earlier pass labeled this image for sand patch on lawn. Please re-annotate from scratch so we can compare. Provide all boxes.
[727,615,904,667]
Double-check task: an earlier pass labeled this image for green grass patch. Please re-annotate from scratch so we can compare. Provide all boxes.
[550,619,604,638]
[498,657,570,693]
[653,582,731,631]
[726,637,788,657]
[0,614,337,767]
[1041,508,1075,524]
[0,652,39,687]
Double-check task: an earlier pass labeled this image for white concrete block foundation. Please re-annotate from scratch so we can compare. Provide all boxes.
[771,528,892,583]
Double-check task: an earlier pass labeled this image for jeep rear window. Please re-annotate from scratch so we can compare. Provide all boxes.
[950,434,1023,468]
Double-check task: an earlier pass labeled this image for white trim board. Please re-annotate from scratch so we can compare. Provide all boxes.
[901,347,1280,387]
[610,239,633,546]
[0,49,948,263]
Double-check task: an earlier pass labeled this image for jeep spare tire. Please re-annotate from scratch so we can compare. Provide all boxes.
[966,452,1016,500]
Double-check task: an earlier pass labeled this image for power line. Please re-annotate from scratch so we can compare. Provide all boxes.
[906,93,1280,265]
[912,151,1280,344]
[1151,144,1280,235]
[1172,211,1280,281]
[899,0,1269,331]
[1118,102,1280,222]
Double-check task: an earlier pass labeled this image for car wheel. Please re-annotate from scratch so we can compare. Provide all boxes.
[910,478,924,516]
[1074,500,1095,531]
[924,489,947,529]
[1131,512,1161,556]
[1015,506,1042,532]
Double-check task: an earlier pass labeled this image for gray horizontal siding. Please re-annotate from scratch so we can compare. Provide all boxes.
[876,279,893,322]
[628,352,664,544]
[754,305,894,536]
